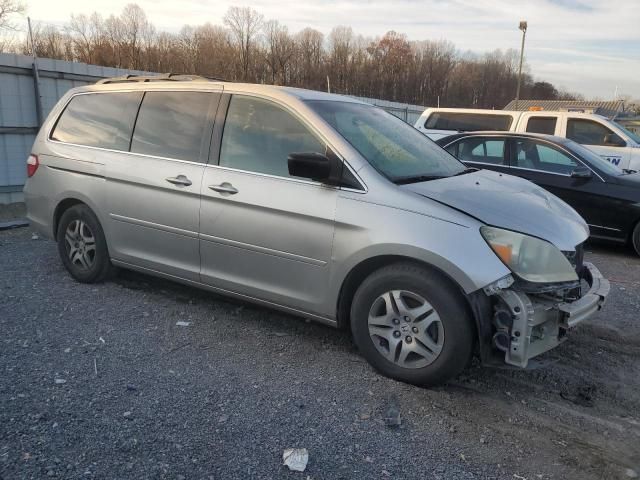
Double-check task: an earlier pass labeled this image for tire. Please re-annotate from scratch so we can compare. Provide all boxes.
[56,204,113,283]
[350,262,474,387]
[632,222,640,257]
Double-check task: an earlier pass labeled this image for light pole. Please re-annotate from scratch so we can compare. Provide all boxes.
[514,20,528,111]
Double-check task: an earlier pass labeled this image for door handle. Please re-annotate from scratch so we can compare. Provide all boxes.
[166,175,192,187]
[209,183,238,195]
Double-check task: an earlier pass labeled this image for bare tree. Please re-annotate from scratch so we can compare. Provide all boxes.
[328,26,354,93]
[263,20,295,85]
[119,3,152,69]
[0,0,24,30]
[223,6,263,81]
[0,3,579,108]
[21,22,69,59]
[294,28,324,89]
[66,14,97,63]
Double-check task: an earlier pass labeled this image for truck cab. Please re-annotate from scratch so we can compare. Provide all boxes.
[515,112,640,171]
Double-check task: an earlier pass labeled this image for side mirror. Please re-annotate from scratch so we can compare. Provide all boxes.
[604,133,626,147]
[288,152,341,184]
[570,166,592,179]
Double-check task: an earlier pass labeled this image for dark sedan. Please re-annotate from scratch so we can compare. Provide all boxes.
[436,132,640,255]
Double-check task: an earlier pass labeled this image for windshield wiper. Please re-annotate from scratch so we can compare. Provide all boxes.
[452,167,478,176]
[393,168,478,185]
[393,174,446,185]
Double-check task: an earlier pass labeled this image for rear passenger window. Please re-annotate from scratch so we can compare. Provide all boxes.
[51,92,142,150]
[455,138,506,165]
[526,117,557,135]
[425,113,512,132]
[130,91,217,162]
[219,95,325,178]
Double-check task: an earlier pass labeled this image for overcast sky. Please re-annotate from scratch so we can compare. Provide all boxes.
[22,0,640,99]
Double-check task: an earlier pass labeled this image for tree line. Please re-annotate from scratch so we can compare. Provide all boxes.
[1,3,580,108]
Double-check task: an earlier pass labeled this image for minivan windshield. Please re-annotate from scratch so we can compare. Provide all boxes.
[307,100,466,183]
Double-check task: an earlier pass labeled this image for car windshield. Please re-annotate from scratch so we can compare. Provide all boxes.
[612,120,640,144]
[306,100,466,183]
[565,139,625,176]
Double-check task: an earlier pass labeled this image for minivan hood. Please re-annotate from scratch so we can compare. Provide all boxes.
[403,169,589,251]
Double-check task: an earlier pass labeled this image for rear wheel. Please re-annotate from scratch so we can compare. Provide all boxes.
[350,262,474,386]
[57,204,113,283]
[632,222,640,257]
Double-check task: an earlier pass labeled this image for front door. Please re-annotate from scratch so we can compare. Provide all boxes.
[199,94,338,315]
[107,90,221,281]
[506,137,607,234]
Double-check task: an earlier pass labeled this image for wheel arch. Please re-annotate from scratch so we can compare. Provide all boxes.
[53,198,85,237]
[335,253,478,330]
[52,192,105,239]
[630,216,640,253]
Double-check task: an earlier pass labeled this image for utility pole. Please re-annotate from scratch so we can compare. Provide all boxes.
[514,20,528,112]
[28,17,44,126]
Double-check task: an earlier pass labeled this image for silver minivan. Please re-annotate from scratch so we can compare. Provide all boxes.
[24,76,609,386]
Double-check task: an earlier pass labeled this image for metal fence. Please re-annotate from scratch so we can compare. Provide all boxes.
[347,95,426,125]
[0,52,426,204]
[0,53,150,203]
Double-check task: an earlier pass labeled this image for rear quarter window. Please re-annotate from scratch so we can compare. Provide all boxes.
[425,112,513,132]
[526,116,557,135]
[50,92,143,150]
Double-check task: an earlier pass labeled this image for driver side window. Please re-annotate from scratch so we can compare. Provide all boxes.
[513,139,578,175]
[219,95,326,178]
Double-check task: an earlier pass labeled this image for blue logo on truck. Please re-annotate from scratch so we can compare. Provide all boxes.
[603,156,622,166]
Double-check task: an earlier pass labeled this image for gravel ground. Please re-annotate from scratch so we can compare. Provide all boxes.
[1,227,639,480]
[0,203,26,222]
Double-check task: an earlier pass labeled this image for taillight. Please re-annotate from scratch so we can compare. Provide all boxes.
[27,154,39,177]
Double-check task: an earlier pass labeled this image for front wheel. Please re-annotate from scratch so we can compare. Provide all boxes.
[350,262,474,386]
[632,222,640,257]
[57,204,113,283]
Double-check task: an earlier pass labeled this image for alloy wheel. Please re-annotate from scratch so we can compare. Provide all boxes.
[367,290,444,369]
[64,219,96,270]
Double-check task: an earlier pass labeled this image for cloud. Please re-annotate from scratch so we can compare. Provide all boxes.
[23,0,640,98]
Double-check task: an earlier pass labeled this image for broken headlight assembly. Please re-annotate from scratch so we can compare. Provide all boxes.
[480,226,578,284]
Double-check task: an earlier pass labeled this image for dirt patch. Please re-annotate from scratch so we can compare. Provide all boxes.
[0,202,26,221]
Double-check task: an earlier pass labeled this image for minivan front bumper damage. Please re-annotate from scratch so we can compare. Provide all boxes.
[488,262,609,368]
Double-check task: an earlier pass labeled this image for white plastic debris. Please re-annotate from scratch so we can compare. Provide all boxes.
[31,233,39,240]
[176,321,191,327]
[54,378,66,385]
[282,448,308,472]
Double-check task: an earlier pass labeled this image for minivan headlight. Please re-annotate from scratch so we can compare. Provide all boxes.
[480,226,578,284]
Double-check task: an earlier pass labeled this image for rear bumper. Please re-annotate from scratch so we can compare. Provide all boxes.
[23,185,54,239]
[492,262,609,368]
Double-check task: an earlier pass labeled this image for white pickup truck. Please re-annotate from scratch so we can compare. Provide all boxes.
[415,108,640,171]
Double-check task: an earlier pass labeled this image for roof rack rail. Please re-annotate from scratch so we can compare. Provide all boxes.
[96,73,228,84]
